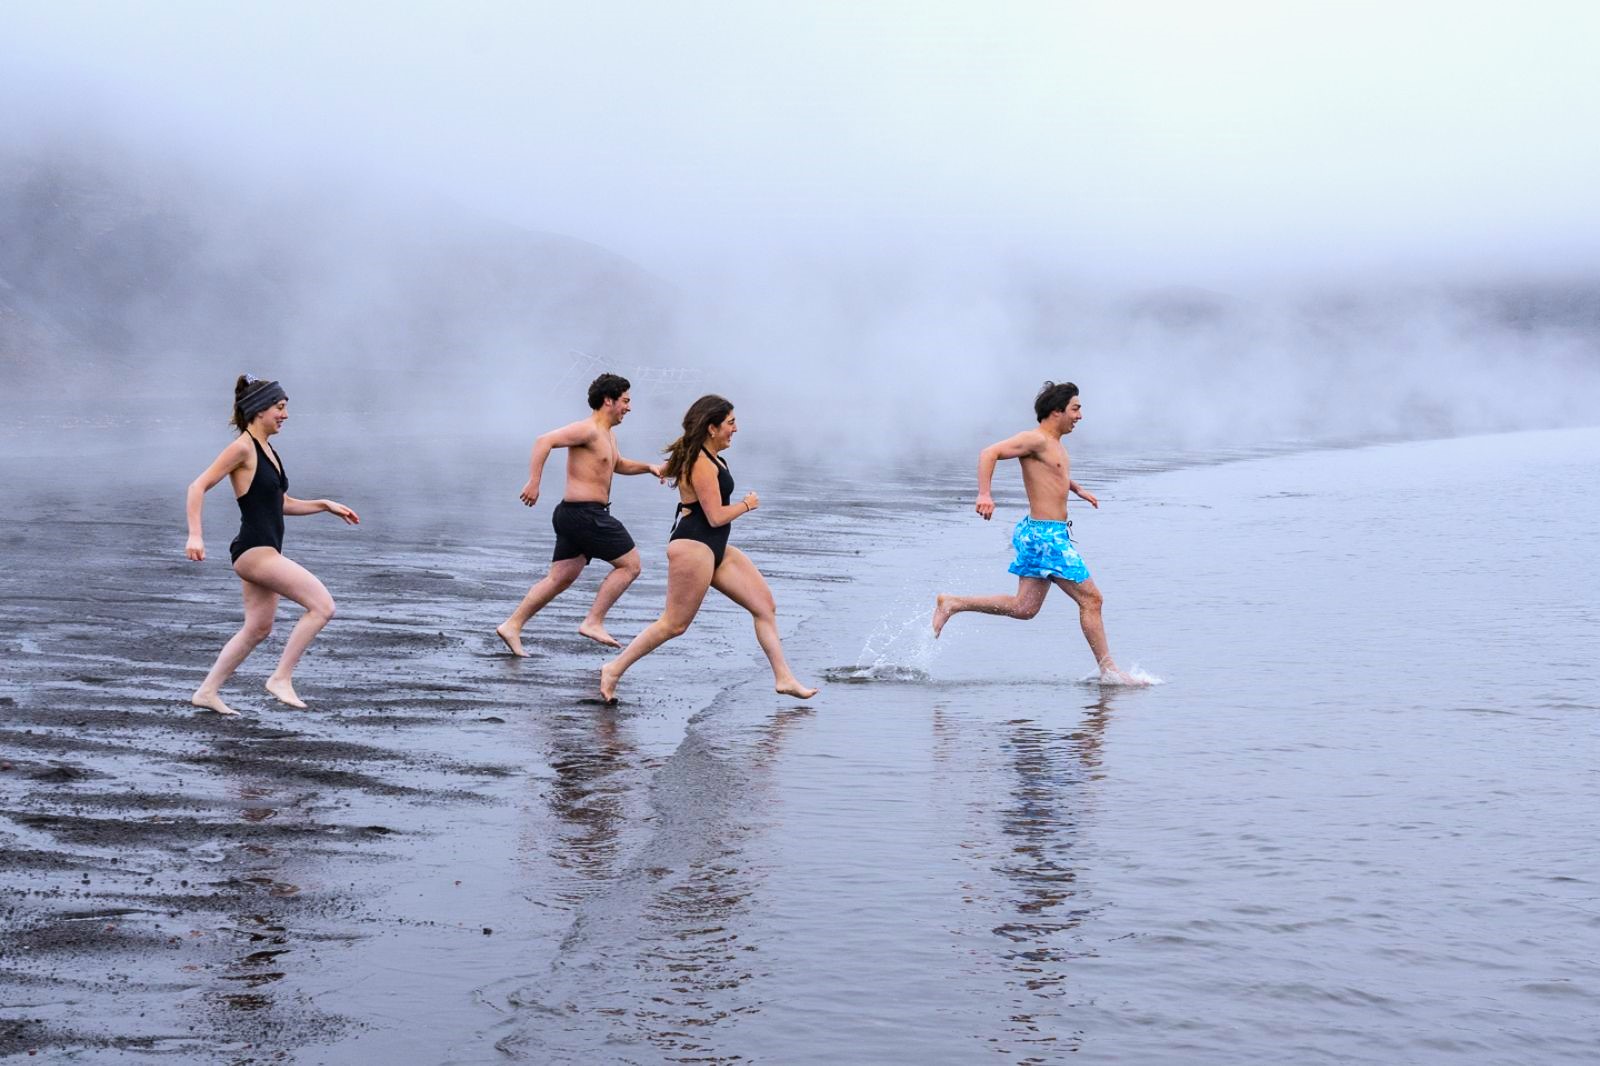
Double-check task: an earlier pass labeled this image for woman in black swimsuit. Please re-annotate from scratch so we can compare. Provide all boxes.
[600,395,818,704]
[184,375,359,716]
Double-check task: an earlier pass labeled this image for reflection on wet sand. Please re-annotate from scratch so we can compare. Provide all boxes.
[996,694,1116,1060]
[527,704,641,896]
[932,692,1117,1062]
[209,740,308,1020]
[494,702,814,1061]
[628,708,815,1060]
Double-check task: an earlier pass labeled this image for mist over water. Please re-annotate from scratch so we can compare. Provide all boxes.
[4,8,1600,1061]
[4,132,1596,473]
[4,2,1599,468]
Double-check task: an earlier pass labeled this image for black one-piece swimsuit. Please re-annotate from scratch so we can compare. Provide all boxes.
[230,436,286,564]
[669,448,735,569]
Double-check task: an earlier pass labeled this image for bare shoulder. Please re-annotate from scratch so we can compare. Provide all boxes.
[550,418,602,449]
[1013,427,1051,458]
[694,449,729,485]
[198,434,253,481]
[681,450,719,498]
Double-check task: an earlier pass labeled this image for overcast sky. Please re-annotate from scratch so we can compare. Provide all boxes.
[7,1,1600,285]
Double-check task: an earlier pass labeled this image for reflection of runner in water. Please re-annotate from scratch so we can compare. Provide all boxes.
[496,374,663,655]
[599,395,818,704]
[184,376,360,716]
[933,381,1142,684]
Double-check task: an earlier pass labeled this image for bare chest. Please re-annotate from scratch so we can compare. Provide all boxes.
[569,436,618,481]
[1022,448,1069,485]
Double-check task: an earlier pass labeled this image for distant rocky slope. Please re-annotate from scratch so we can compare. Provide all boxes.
[0,146,676,405]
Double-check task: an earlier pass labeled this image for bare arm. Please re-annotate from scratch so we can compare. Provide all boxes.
[284,495,361,524]
[691,455,758,528]
[974,431,1041,521]
[1068,480,1099,509]
[185,437,252,561]
[616,457,665,478]
[520,421,597,507]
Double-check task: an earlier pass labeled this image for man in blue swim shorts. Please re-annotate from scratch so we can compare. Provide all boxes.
[933,380,1142,684]
[1008,515,1091,583]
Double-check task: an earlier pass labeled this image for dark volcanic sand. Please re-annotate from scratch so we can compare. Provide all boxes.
[8,425,1600,1064]
[0,429,910,1062]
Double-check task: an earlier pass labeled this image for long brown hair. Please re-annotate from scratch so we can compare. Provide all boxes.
[662,394,734,485]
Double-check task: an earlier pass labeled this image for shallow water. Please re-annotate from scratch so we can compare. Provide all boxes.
[3,426,1598,1062]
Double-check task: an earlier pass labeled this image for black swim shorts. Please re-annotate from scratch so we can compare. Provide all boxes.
[551,500,636,563]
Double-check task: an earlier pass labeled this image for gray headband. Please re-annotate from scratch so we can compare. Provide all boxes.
[239,379,287,418]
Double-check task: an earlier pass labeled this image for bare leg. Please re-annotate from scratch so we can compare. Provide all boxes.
[600,542,713,703]
[1051,577,1140,682]
[497,556,586,657]
[932,578,1049,637]
[233,549,337,708]
[711,547,818,700]
[192,579,279,716]
[578,548,642,648]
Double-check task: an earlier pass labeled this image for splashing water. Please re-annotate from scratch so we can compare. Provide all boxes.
[1077,663,1165,687]
[825,605,942,683]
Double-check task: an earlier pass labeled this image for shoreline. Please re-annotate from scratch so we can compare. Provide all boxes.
[0,449,881,1060]
[6,427,1597,1059]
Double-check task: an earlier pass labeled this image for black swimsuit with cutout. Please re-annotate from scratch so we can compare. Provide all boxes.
[229,435,286,563]
[669,448,735,569]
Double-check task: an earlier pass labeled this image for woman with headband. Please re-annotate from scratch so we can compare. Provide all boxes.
[184,375,359,716]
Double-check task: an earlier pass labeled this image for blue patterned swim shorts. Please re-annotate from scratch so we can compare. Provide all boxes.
[1008,517,1090,583]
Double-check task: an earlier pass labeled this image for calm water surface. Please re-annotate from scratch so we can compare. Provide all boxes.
[461,428,1600,1063]
[5,426,1595,1063]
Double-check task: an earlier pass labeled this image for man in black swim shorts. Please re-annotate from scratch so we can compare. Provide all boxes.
[496,374,664,655]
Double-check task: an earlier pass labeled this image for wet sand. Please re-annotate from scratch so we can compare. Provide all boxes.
[1,494,538,1056]
[0,433,895,1061]
[6,426,1599,1063]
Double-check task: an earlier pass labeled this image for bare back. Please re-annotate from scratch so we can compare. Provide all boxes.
[1017,430,1071,521]
[561,421,619,504]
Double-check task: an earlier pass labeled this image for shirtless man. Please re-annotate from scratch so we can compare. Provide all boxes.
[496,373,663,655]
[932,380,1140,684]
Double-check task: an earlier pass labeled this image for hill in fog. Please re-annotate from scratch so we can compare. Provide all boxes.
[3,138,1596,454]
[0,143,676,412]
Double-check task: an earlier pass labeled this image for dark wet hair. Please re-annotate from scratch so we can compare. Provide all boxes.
[1034,380,1079,422]
[231,375,287,432]
[661,394,734,485]
[587,372,631,410]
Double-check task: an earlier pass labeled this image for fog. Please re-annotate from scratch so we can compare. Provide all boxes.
[4,1,1600,464]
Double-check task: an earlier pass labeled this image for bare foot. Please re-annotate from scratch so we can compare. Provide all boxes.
[931,594,953,638]
[495,622,528,658]
[191,690,240,717]
[1098,661,1149,687]
[265,677,307,709]
[776,678,819,700]
[578,621,621,648]
[599,661,621,705]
